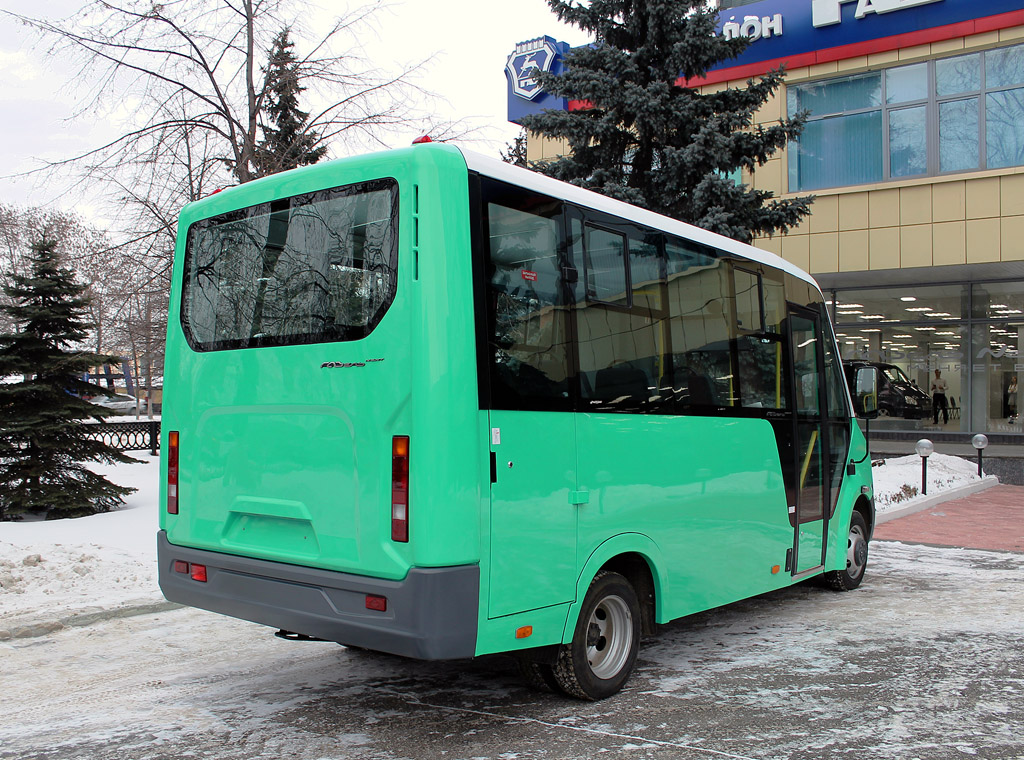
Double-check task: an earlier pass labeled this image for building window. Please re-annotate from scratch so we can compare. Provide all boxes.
[788,44,1024,191]
[830,282,1023,435]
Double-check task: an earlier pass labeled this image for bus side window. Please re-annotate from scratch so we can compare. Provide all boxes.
[735,268,789,411]
[483,185,571,411]
[576,223,664,412]
[665,239,735,411]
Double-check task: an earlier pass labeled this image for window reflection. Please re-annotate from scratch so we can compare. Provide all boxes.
[889,106,927,176]
[936,53,980,96]
[939,98,979,172]
[986,88,1024,170]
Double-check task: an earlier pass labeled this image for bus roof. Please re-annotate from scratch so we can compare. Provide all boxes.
[179,142,819,294]
[457,146,820,292]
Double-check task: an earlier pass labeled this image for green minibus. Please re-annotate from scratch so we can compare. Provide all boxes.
[158,143,875,700]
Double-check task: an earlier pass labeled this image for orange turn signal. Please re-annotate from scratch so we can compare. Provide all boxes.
[515,626,533,639]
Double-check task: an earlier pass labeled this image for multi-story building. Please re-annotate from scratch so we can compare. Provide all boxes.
[506,0,1024,440]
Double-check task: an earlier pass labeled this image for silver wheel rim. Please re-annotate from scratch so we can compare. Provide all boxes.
[586,594,633,680]
[847,523,868,580]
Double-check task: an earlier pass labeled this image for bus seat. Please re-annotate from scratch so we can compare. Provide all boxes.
[595,366,649,403]
[687,371,716,406]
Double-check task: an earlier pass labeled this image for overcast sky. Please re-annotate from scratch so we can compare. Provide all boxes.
[0,0,590,220]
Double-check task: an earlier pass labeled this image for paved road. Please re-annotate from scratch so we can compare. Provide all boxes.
[875,484,1024,552]
[3,541,1022,760]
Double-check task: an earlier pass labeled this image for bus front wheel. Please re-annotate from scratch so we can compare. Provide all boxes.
[823,511,869,591]
[553,571,640,700]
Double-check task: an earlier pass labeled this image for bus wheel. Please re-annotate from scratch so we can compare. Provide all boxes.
[824,511,869,591]
[553,571,640,700]
[517,660,561,694]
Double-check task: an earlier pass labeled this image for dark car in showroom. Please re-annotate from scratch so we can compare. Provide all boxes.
[843,360,932,419]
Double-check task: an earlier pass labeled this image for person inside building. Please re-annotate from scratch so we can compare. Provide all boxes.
[1009,375,1018,424]
[931,368,949,425]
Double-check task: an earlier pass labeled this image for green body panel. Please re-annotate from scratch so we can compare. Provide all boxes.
[576,413,794,621]
[161,143,875,660]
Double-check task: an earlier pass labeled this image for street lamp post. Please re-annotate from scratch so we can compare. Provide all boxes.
[972,434,989,478]
[915,439,934,496]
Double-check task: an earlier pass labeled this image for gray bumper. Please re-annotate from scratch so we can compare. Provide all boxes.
[157,531,479,660]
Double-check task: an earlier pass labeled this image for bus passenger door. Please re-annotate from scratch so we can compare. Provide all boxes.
[487,412,577,618]
[478,177,578,619]
[787,307,829,576]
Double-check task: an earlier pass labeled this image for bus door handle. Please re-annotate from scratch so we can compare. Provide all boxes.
[569,490,589,506]
[490,452,497,484]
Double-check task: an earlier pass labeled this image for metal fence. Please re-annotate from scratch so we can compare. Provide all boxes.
[85,419,161,453]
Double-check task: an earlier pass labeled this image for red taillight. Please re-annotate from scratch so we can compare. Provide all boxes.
[167,430,180,514]
[365,594,387,612]
[391,436,410,542]
[190,563,207,582]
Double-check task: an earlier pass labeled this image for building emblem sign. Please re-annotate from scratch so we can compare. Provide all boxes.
[811,0,944,28]
[506,37,559,101]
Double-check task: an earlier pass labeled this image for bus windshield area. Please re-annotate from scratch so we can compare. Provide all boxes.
[181,179,398,351]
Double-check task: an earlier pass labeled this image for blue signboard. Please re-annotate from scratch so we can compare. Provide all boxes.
[714,0,1024,73]
[506,0,1024,122]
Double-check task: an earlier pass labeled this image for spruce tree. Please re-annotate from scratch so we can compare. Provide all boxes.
[0,237,135,521]
[501,130,529,168]
[520,0,813,243]
[254,29,329,176]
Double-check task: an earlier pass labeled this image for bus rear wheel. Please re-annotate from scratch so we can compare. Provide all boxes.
[823,511,869,591]
[517,660,561,693]
[552,571,640,700]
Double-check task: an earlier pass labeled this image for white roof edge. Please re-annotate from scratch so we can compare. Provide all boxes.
[456,147,819,292]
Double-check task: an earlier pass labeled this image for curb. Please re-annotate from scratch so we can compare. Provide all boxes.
[876,475,1000,525]
[0,601,181,642]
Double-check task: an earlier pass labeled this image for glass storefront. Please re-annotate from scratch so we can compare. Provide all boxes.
[828,281,1022,435]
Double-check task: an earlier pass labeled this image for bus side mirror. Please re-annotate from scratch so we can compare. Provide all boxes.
[853,366,880,419]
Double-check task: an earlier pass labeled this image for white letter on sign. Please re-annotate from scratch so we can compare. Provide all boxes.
[740,16,762,41]
[812,0,857,27]
[762,14,783,38]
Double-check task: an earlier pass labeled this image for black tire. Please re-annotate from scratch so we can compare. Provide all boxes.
[823,511,869,591]
[551,571,640,701]
[517,659,562,694]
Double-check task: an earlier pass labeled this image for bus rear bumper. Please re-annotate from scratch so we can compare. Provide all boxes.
[157,531,479,660]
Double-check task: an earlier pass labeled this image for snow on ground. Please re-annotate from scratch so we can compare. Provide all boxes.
[870,451,989,513]
[0,449,993,638]
[0,457,164,636]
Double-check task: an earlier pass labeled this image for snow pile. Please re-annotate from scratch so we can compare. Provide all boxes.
[871,452,988,513]
[0,459,163,637]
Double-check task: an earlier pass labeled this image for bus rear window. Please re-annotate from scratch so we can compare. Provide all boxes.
[181,178,398,351]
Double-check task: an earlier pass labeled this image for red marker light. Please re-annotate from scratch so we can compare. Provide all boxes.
[392,436,410,542]
[365,595,387,612]
[411,135,433,144]
[173,560,189,574]
[167,431,180,514]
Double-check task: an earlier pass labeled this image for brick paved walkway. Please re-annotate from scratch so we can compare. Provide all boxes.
[873,484,1024,552]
